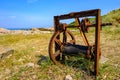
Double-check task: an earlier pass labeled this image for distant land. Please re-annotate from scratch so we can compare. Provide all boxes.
[6,28,32,30]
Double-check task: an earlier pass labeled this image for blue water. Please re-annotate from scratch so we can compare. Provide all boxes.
[5,26,51,30]
[6,28,31,30]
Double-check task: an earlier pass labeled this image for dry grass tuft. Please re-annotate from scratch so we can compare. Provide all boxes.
[0,26,120,79]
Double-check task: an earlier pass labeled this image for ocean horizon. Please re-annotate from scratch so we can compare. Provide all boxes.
[6,27,31,30]
[1,26,52,30]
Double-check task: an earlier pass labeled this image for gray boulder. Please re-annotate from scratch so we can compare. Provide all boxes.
[0,47,14,59]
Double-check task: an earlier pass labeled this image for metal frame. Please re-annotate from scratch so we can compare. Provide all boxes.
[53,9,101,76]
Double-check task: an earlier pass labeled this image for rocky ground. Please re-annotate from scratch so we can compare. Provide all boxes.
[0,26,120,80]
[0,28,53,35]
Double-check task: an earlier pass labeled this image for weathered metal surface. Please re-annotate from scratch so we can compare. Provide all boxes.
[94,9,101,76]
[61,43,95,59]
[75,18,90,46]
[48,30,75,65]
[48,9,112,76]
[54,9,98,20]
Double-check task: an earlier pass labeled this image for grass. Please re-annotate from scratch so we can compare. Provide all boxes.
[0,25,120,80]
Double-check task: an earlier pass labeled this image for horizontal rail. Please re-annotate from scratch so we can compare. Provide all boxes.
[55,9,100,20]
[67,22,112,28]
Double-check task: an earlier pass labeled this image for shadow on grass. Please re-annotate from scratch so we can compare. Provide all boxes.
[37,55,53,66]
[63,56,95,76]
[37,55,95,75]
[36,55,96,80]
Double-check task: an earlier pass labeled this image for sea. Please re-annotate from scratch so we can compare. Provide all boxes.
[6,28,33,30]
[4,26,51,30]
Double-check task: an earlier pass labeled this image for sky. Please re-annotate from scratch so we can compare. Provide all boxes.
[0,0,120,29]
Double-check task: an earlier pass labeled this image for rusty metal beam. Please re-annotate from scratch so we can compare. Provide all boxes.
[94,9,101,76]
[62,23,112,28]
[75,18,89,46]
[52,9,102,77]
[54,16,61,61]
[54,16,60,32]
[54,9,99,20]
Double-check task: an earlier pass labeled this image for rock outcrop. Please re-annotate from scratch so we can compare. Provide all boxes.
[0,46,14,59]
[0,28,10,34]
[0,28,53,35]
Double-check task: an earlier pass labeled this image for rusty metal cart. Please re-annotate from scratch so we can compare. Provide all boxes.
[48,9,112,76]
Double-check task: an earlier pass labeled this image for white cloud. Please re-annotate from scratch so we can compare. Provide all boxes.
[27,0,39,3]
[0,16,16,19]
[9,16,16,19]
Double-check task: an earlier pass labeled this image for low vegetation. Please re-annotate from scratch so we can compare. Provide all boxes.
[102,8,120,27]
[0,9,120,80]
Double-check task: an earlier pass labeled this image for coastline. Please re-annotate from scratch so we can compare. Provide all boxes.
[6,28,31,30]
[0,27,53,35]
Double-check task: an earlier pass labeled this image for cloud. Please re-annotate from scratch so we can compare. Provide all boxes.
[9,16,16,19]
[0,16,16,19]
[27,0,39,3]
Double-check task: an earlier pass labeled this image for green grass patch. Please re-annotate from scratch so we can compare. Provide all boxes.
[0,24,120,79]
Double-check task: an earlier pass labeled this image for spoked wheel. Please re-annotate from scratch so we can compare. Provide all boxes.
[48,30,75,65]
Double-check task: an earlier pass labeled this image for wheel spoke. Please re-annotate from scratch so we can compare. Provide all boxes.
[54,39,62,47]
[54,50,60,58]
[63,31,67,44]
[49,30,76,65]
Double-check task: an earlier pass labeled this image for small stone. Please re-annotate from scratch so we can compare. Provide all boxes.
[26,63,35,67]
[32,75,37,79]
[0,48,14,59]
[65,75,73,80]
[37,55,47,65]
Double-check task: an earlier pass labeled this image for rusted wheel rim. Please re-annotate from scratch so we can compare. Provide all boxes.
[49,30,75,65]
